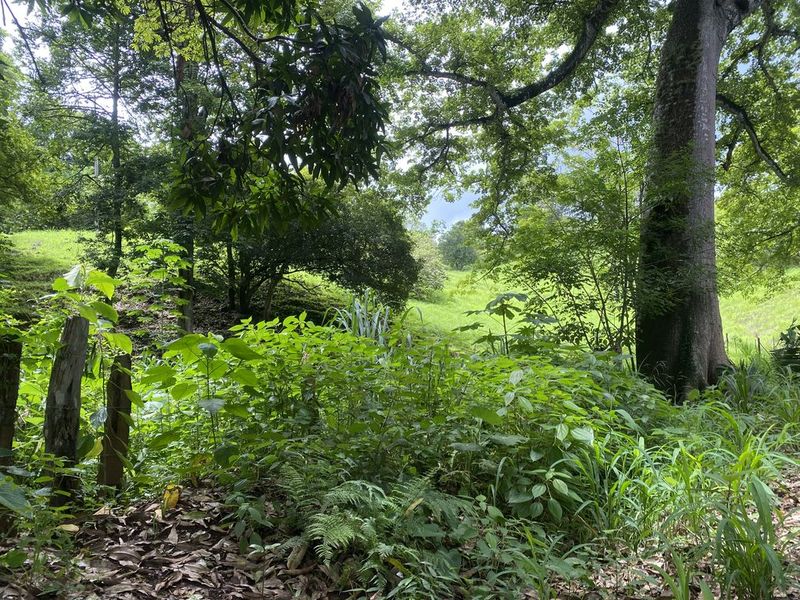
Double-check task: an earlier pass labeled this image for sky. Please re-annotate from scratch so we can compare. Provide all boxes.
[423,191,478,228]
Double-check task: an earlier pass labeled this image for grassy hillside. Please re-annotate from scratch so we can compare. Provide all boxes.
[3,230,800,353]
[407,270,506,339]
[412,270,800,355]
[720,280,800,350]
[1,229,88,315]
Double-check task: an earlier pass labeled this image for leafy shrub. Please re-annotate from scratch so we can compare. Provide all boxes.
[409,230,447,301]
[439,221,478,270]
[2,272,797,598]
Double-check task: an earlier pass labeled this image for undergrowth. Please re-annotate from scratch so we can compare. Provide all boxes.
[1,271,799,598]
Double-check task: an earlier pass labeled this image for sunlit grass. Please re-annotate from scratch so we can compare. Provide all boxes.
[1,230,88,315]
[720,277,800,353]
[4,230,800,353]
[412,268,800,356]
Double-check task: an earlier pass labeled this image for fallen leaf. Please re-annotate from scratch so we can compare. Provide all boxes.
[163,484,182,510]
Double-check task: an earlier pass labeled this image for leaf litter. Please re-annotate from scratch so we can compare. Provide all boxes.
[0,486,329,599]
[0,474,799,599]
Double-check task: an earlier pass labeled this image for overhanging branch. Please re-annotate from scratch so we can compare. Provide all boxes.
[391,0,619,124]
[716,92,789,182]
[500,0,619,108]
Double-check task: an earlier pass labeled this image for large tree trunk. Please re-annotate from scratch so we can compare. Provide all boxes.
[173,17,200,334]
[637,0,761,400]
[44,316,89,505]
[0,337,22,466]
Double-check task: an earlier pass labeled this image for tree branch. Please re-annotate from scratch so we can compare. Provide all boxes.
[716,92,788,182]
[390,0,619,123]
[500,0,619,108]
[1,0,44,83]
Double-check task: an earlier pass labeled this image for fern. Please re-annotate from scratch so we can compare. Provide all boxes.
[307,510,367,564]
[322,480,388,511]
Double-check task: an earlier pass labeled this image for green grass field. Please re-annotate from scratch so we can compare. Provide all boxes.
[3,230,799,353]
[407,270,506,338]
[1,230,88,315]
[412,270,800,355]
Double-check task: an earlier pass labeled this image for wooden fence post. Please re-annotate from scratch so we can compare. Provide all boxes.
[99,354,132,490]
[44,316,89,505]
[0,337,23,466]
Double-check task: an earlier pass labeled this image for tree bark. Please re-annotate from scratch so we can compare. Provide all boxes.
[262,276,280,322]
[99,354,132,491]
[44,316,89,504]
[173,7,199,334]
[0,337,22,466]
[177,232,195,333]
[226,237,237,310]
[637,0,761,399]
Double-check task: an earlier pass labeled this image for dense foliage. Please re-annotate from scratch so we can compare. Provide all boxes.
[1,0,800,597]
[1,270,798,597]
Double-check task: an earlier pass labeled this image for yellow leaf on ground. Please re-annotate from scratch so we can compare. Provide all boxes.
[58,524,79,533]
[162,484,182,510]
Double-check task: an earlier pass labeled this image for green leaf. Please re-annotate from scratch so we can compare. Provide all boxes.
[0,549,27,568]
[170,381,198,401]
[92,301,119,323]
[85,437,103,460]
[140,365,177,386]
[77,304,98,322]
[213,444,239,467]
[231,367,260,387]
[103,332,132,355]
[63,265,85,288]
[555,423,569,442]
[552,479,569,496]
[509,369,525,385]
[199,342,219,358]
[470,406,503,426]
[508,489,533,504]
[488,434,527,446]
[531,483,547,499]
[547,498,562,522]
[86,270,119,299]
[52,277,69,292]
[486,505,503,520]
[529,450,544,462]
[571,426,594,446]
[151,430,181,449]
[221,338,264,361]
[164,334,207,355]
[223,404,250,419]
[450,442,483,452]
[0,478,30,515]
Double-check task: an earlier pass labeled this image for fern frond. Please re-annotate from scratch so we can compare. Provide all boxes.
[307,510,365,564]
[322,480,387,511]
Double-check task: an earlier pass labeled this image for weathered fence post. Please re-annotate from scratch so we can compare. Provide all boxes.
[99,354,132,490]
[0,336,23,466]
[44,316,89,505]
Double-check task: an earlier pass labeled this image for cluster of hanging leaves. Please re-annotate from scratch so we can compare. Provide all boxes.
[34,0,390,234]
[168,1,391,234]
